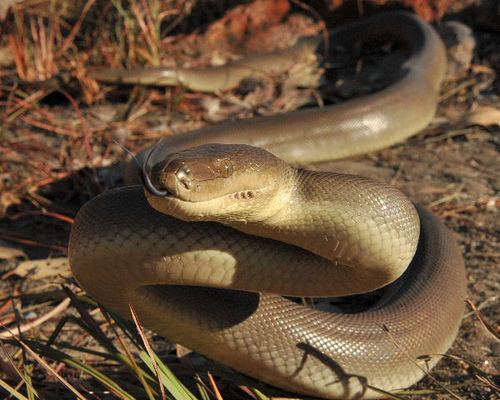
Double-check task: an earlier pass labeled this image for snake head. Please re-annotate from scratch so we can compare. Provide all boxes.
[142,143,292,222]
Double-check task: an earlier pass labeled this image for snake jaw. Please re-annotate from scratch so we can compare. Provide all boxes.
[140,144,297,227]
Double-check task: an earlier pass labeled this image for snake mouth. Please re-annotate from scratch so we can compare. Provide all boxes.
[140,161,202,202]
[140,162,208,202]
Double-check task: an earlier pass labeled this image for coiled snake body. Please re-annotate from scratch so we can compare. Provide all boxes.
[70,12,467,399]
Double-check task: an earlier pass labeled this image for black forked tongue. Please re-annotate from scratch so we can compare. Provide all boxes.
[139,144,170,197]
[140,164,169,197]
[112,140,168,196]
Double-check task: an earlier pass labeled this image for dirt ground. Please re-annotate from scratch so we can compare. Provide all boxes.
[0,1,498,399]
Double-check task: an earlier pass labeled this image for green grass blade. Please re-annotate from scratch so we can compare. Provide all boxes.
[248,388,270,400]
[21,340,136,400]
[0,340,39,399]
[64,357,137,400]
[140,351,199,400]
[195,382,211,400]
[23,366,36,400]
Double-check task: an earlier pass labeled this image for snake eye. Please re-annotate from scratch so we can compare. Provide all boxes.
[219,159,233,178]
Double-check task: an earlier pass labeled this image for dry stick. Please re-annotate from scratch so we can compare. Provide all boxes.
[11,211,75,225]
[207,372,224,400]
[57,88,94,161]
[34,171,73,190]
[0,232,67,253]
[439,354,500,392]
[0,378,29,400]
[129,304,167,400]
[99,306,157,400]
[466,299,500,342]
[237,385,259,400]
[439,78,479,102]
[194,373,218,399]
[0,298,71,339]
[136,0,160,65]
[16,337,86,400]
[0,308,82,400]
[9,92,61,120]
[5,89,50,123]
[2,80,19,129]
[476,375,500,392]
[464,295,499,318]
[381,324,464,400]
[0,339,36,393]
[56,0,97,57]
[20,115,78,136]
[161,0,190,37]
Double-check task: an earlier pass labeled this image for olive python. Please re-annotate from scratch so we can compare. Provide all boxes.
[69,11,467,399]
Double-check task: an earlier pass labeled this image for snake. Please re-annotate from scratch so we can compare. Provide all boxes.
[69,11,467,400]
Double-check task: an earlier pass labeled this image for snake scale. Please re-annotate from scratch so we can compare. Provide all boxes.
[69,11,467,399]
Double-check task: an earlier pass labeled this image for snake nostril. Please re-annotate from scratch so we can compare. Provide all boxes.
[175,166,193,191]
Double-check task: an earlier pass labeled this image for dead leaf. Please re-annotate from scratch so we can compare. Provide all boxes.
[0,246,26,260]
[12,257,71,280]
[459,105,500,127]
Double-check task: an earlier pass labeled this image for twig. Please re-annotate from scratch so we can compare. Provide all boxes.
[56,0,97,57]
[12,337,86,400]
[0,232,67,253]
[130,304,166,400]
[0,298,71,339]
[381,324,464,400]
[11,211,74,225]
[466,299,500,342]
[207,372,224,400]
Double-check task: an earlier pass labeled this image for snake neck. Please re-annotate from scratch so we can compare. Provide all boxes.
[233,169,420,287]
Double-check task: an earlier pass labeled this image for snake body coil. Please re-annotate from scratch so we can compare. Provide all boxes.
[70,12,467,399]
